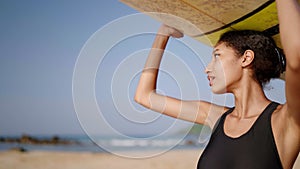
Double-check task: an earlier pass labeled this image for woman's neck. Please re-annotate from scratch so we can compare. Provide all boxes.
[231,79,270,118]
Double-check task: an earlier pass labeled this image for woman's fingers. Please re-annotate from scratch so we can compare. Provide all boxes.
[158,24,184,38]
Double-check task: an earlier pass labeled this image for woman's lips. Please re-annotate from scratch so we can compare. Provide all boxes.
[207,76,215,86]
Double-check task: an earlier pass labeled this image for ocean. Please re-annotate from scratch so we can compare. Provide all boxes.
[0,134,209,153]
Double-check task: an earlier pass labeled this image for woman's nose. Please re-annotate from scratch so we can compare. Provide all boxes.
[205,61,213,74]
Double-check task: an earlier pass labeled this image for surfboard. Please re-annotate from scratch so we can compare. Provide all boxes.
[120,0,287,79]
[120,0,281,47]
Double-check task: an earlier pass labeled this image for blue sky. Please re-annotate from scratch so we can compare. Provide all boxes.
[0,0,139,135]
[0,0,285,137]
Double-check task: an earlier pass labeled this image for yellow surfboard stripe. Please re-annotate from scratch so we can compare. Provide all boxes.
[181,0,268,25]
[194,1,280,47]
[231,2,278,31]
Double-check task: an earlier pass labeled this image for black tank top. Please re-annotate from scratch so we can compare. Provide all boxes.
[197,102,283,169]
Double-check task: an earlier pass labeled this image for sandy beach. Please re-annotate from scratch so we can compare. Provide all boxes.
[0,149,299,169]
[0,149,199,169]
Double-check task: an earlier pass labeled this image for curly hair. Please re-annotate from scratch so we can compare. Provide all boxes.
[217,30,286,87]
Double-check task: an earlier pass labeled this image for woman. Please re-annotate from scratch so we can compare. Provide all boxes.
[134,0,300,168]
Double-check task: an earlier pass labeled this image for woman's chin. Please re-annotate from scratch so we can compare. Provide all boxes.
[211,86,226,94]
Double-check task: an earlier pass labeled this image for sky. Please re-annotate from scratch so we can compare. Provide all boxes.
[0,0,286,137]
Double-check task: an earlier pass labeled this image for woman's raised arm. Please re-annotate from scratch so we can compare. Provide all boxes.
[276,0,300,128]
[134,25,225,125]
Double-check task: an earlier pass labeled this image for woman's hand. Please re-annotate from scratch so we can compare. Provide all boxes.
[157,24,184,38]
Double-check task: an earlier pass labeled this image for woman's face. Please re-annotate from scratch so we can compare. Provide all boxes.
[205,43,243,94]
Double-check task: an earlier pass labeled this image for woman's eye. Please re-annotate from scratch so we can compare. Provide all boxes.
[214,53,220,58]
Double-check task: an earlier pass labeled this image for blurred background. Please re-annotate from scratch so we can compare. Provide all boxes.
[0,0,285,156]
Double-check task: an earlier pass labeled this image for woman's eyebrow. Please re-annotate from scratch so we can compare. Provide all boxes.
[212,48,220,54]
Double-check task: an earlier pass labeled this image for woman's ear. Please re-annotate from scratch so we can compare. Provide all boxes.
[241,50,255,67]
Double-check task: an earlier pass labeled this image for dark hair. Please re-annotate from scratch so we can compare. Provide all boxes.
[217,30,286,86]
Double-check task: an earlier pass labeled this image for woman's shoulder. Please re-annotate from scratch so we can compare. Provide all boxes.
[271,102,300,169]
[198,100,231,127]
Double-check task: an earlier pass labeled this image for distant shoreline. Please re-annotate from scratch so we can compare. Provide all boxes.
[0,134,79,145]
